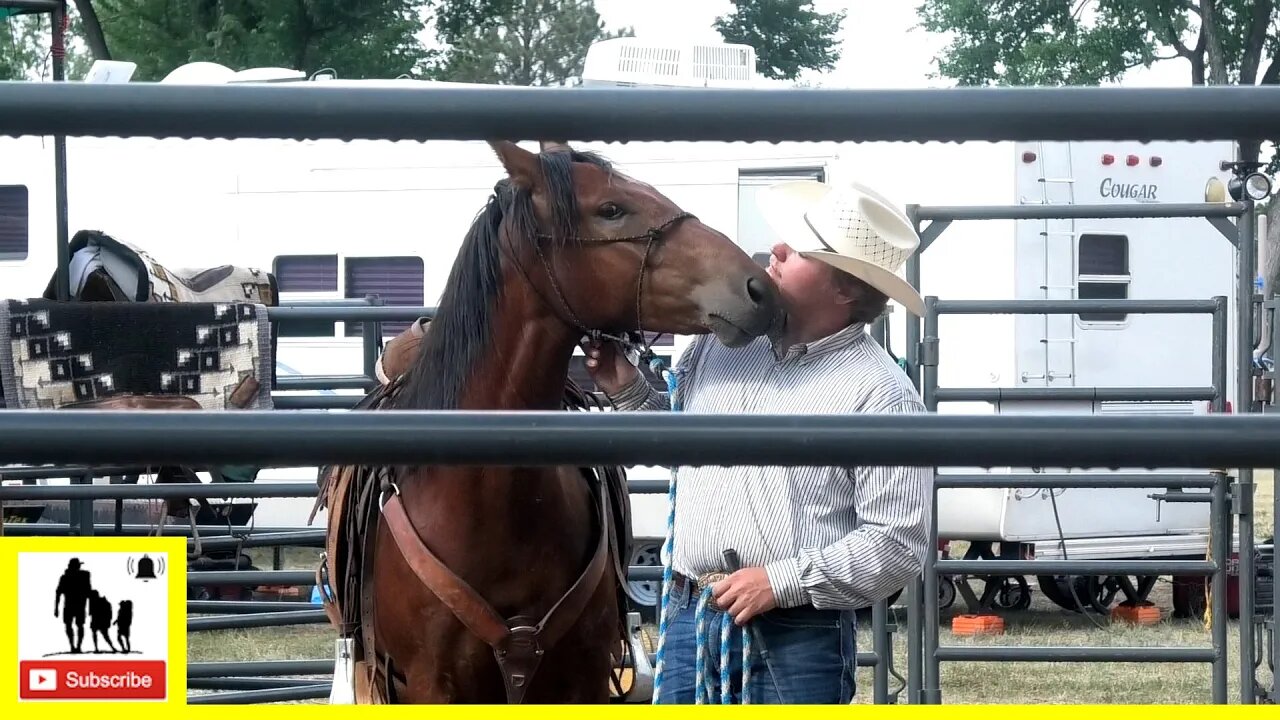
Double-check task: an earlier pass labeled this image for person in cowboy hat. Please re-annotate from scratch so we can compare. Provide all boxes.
[585,179,933,704]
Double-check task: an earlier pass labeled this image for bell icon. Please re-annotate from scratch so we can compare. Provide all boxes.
[135,554,157,580]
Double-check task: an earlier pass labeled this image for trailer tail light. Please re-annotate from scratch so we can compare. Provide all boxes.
[1022,151,1037,163]
[1102,153,1115,165]
[1126,154,1140,166]
[1150,155,1163,167]
[1206,400,1233,413]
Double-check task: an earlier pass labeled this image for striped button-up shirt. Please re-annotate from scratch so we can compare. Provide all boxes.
[608,321,933,610]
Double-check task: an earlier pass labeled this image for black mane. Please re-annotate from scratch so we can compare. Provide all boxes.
[394,149,614,410]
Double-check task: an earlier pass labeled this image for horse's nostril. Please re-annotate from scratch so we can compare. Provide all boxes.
[746,275,770,306]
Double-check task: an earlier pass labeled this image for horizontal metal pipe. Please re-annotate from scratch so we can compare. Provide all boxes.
[936,474,1217,489]
[189,571,315,586]
[268,306,435,321]
[186,565,663,586]
[275,375,375,391]
[7,410,1280,469]
[936,560,1216,575]
[271,395,360,410]
[915,203,1244,221]
[187,678,330,691]
[934,386,1216,402]
[1,523,314,537]
[189,601,322,614]
[188,610,329,631]
[188,660,332,678]
[933,646,1217,663]
[1149,493,1213,503]
[934,299,1220,315]
[856,652,877,668]
[0,464,169,479]
[186,685,330,704]
[193,531,325,551]
[2,84,1279,143]
[0,482,318,501]
[0,0,61,12]
[628,479,670,494]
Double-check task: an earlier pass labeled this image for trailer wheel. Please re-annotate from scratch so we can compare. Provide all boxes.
[627,541,661,622]
[993,576,1032,611]
[939,578,956,610]
[1037,575,1084,612]
[1073,575,1121,614]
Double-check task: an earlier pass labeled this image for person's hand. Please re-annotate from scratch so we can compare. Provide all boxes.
[583,338,640,396]
[711,567,778,625]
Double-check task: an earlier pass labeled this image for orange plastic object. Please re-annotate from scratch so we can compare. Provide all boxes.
[1111,603,1162,626]
[951,614,1005,636]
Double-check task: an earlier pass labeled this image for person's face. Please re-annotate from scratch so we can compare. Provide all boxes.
[765,242,847,317]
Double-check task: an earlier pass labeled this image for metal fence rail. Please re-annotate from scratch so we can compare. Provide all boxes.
[7,411,1280,467]
[2,83,1279,143]
[914,293,1235,704]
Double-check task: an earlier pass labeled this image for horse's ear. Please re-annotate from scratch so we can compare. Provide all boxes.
[488,140,540,190]
[540,140,572,154]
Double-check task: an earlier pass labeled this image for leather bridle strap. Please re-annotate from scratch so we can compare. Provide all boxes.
[531,211,695,361]
[379,481,611,703]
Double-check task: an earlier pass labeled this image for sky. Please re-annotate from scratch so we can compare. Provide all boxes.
[591,0,1195,90]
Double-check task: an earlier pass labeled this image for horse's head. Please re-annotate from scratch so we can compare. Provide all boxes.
[489,140,783,348]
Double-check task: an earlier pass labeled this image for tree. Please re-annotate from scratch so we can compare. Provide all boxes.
[713,0,846,81]
[917,0,1280,348]
[0,4,93,81]
[89,0,431,81]
[433,0,631,86]
[916,1,1278,161]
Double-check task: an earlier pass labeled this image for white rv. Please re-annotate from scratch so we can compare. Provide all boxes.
[0,38,1254,615]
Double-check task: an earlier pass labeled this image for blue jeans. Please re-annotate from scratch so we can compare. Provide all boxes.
[655,574,857,704]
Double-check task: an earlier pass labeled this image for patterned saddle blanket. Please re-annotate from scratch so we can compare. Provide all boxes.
[0,299,273,411]
[43,229,277,306]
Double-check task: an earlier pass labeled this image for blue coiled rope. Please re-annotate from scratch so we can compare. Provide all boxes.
[648,354,753,705]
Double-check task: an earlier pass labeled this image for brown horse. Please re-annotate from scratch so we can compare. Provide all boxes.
[314,139,783,704]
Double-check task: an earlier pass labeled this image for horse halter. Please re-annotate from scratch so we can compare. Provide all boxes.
[529,210,696,365]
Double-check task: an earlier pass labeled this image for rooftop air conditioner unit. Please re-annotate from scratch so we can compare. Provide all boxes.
[580,38,758,89]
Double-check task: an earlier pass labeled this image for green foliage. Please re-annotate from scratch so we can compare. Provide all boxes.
[433,0,631,86]
[713,0,846,81]
[916,0,1280,163]
[89,0,430,81]
[0,7,93,81]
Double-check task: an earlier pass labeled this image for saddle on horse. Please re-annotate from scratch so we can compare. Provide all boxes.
[311,317,643,704]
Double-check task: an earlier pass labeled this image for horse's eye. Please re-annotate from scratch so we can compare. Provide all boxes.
[597,202,625,220]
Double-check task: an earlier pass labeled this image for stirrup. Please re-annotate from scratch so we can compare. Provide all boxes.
[623,612,654,703]
[329,637,356,705]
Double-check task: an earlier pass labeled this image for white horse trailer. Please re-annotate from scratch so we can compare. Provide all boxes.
[0,40,1256,616]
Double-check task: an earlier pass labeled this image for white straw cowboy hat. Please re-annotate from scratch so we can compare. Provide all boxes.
[757,179,925,317]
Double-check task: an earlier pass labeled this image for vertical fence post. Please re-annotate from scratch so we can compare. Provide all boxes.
[905,576,923,703]
[871,599,889,703]
[71,472,93,536]
[920,296,941,704]
[1236,202,1258,703]
[1210,467,1229,704]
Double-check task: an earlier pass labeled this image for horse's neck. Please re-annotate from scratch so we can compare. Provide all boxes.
[457,278,579,412]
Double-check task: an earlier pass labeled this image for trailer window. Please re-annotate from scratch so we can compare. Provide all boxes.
[273,255,339,337]
[1077,233,1129,322]
[0,185,28,261]
[737,167,826,256]
[344,256,425,337]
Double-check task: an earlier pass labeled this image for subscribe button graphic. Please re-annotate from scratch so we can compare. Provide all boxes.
[19,660,166,701]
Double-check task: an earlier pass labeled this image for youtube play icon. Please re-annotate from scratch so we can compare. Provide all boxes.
[28,668,57,692]
[19,660,166,701]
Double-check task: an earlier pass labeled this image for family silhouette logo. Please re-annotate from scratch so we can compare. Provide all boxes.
[15,550,172,702]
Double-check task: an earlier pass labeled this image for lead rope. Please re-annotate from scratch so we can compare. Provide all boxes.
[647,354,752,705]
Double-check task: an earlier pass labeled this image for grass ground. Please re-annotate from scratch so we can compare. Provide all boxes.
[188,471,1276,704]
